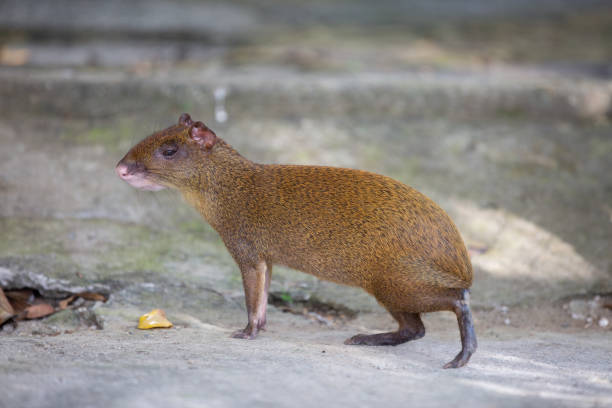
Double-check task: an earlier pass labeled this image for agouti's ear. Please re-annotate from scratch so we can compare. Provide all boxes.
[178,113,194,127]
[189,121,217,149]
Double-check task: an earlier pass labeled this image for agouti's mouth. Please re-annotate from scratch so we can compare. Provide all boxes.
[115,162,166,191]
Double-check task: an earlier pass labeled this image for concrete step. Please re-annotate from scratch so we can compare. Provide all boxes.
[1,66,610,122]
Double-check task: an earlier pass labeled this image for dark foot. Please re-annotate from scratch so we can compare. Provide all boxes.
[230,328,257,339]
[230,323,264,339]
[444,290,477,369]
[443,349,473,369]
[344,328,424,346]
[345,311,426,346]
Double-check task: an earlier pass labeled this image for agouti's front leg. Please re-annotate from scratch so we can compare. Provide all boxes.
[231,260,271,339]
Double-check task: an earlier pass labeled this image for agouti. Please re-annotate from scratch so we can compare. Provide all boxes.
[116,113,477,368]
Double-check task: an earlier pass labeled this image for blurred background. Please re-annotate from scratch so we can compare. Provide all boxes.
[0,0,611,406]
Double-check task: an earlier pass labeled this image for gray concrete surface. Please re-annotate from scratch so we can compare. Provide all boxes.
[1,1,611,407]
[2,316,612,408]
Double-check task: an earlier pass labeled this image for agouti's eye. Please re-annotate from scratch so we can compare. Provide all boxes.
[162,147,178,158]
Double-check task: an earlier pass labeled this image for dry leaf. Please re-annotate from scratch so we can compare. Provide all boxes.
[24,303,55,319]
[78,292,107,302]
[0,288,15,325]
[5,289,34,313]
[59,295,76,310]
[0,310,14,326]
[138,309,173,329]
[0,288,14,314]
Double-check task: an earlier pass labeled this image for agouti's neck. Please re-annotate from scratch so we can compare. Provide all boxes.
[207,141,257,190]
[182,140,257,229]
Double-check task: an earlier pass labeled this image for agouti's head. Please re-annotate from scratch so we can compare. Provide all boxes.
[116,113,218,191]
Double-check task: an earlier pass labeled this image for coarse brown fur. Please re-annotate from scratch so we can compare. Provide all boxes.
[116,114,477,368]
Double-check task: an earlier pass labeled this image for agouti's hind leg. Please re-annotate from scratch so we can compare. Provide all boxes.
[444,291,477,369]
[344,311,425,346]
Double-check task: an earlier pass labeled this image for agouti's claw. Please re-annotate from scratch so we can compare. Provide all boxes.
[443,351,473,369]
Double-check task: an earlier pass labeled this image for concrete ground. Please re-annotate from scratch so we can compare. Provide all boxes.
[1,1,611,407]
[2,314,612,408]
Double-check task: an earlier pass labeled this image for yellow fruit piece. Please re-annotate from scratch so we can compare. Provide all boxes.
[137,309,173,329]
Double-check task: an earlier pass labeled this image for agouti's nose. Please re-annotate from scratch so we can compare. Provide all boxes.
[115,163,130,179]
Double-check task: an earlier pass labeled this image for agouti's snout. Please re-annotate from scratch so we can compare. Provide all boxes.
[116,158,165,191]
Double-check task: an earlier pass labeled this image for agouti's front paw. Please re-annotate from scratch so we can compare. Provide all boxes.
[230,327,258,340]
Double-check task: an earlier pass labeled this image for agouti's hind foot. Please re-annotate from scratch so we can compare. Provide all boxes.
[444,291,477,369]
[344,328,424,346]
[345,311,426,346]
[443,349,473,369]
